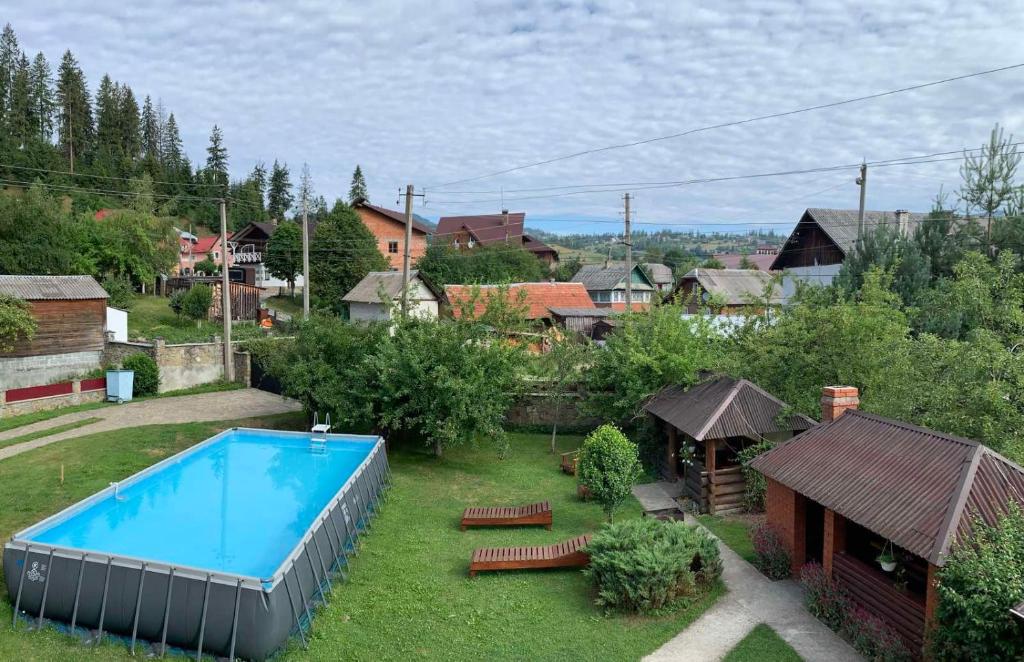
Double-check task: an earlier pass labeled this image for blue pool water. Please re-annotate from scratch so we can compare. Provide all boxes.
[23,429,375,578]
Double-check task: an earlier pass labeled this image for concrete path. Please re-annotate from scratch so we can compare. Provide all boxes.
[633,482,682,512]
[0,388,302,462]
[635,486,861,662]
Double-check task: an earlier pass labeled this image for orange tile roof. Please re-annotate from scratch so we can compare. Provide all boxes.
[445,282,594,320]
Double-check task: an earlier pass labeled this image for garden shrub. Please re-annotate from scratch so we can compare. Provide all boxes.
[577,424,643,521]
[123,352,159,396]
[799,562,849,631]
[751,522,791,580]
[180,284,213,323]
[169,290,185,318]
[736,439,773,512]
[846,605,911,662]
[930,505,1024,661]
[584,517,722,613]
[0,293,36,353]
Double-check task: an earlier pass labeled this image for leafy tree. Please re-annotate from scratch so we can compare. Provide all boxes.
[541,336,593,452]
[195,258,218,274]
[205,124,229,190]
[553,255,583,282]
[101,273,135,310]
[417,243,545,285]
[584,303,719,423]
[86,209,178,286]
[349,164,368,205]
[0,293,36,353]
[931,505,1024,661]
[265,221,303,297]
[836,224,932,305]
[267,159,292,220]
[309,200,387,313]
[577,424,643,521]
[701,256,724,268]
[0,184,93,275]
[914,191,975,280]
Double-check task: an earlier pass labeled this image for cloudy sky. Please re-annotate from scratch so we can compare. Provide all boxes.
[7,1,1024,233]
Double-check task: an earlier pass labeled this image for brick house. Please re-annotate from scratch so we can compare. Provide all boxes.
[751,386,1024,654]
[353,202,431,267]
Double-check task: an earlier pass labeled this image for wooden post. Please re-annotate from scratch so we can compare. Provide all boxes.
[667,426,678,480]
[823,508,845,577]
[705,438,716,514]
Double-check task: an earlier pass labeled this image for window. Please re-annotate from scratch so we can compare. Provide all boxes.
[388,240,399,254]
[213,251,219,259]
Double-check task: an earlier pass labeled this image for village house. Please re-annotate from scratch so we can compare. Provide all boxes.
[0,275,109,392]
[713,245,778,271]
[643,262,674,292]
[176,234,235,275]
[444,282,593,325]
[750,386,1024,654]
[342,270,440,321]
[644,376,815,515]
[570,263,656,311]
[435,211,559,269]
[353,202,432,268]
[674,268,783,315]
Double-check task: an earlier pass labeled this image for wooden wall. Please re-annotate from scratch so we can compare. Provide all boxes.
[773,219,845,269]
[4,299,106,358]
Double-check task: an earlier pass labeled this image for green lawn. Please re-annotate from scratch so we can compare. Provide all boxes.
[265,294,304,317]
[127,294,264,344]
[698,514,756,565]
[0,401,111,434]
[0,428,723,661]
[0,417,102,449]
[724,624,803,662]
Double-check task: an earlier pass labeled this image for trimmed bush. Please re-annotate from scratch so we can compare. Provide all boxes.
[800,562,850,630]
[577,424,642,521]
[751,522,791,580]
[584,517,722,613]
[123,352,159,396]
[180,284,213,323]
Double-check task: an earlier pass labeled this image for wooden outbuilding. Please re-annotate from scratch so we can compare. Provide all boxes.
[644,376,814,515]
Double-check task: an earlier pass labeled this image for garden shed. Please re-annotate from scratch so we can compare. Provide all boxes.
[644,375,814,515]
[751,386,1024,654]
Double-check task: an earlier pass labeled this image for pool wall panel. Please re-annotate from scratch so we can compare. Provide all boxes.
[4,431,390,661]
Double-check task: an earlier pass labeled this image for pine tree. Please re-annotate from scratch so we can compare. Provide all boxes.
[251,161,267,204]
[349,164,368,205]
[141,95,159,159]
[55,50,93,171]
[8,54,32,145]
[161,112,183,169]
[267,160,293,220]
[298,162,314,214]
[205,124,228,190]
[0,24,19,122]
[119,84,141,161]
[310,200,388,312]
[28,52,54,142]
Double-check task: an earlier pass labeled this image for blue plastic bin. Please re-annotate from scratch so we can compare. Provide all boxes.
[106,369,135,403]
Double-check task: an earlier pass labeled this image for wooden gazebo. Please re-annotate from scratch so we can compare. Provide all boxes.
[644,376,815,515]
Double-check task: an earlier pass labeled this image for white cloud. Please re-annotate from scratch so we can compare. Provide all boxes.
[6,0,1024,232]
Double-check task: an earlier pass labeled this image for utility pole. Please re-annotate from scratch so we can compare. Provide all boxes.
[219,199,234,382]
[623,192,632,311]
[856,161,867,243]
[302,190,310,319]
[401,184,415,318]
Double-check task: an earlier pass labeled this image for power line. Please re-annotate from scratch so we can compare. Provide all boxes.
[425,62,1024,189]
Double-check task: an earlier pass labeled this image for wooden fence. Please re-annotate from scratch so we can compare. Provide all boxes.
[164,277,263,321]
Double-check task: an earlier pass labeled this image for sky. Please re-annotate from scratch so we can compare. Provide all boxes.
[6,0,1024,234]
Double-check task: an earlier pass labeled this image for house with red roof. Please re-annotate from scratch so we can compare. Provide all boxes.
[444,282,593,323]
[177,234,234,275]
[436,211,559,269]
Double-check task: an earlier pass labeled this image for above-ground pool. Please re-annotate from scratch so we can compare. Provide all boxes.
[4,427,390,660]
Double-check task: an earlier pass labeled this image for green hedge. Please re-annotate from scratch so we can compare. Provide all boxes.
[123,352,159,396]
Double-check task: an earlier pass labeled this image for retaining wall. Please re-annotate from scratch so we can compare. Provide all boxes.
[105,339,250,394]
[0,351,104,391]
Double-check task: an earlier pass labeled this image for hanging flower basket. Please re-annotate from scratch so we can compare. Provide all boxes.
[877,540,897,571]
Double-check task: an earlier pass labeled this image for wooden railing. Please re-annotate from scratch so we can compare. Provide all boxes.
[833,552,926,652]
[683,459,708,508]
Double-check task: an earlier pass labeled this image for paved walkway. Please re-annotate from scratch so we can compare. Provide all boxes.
[0,388,302,462]
[634,485,861,662]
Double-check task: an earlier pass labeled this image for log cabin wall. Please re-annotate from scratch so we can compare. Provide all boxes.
[4,299,106,358]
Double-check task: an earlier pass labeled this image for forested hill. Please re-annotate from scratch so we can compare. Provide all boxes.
[526,227,786,262]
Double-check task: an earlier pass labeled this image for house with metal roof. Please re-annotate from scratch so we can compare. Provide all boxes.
[644,375,815,515]
[750,386,1024,654]
[435,211,559,268]
[674,268,783,315]
[353,202,432,268]
[571,263,656,311]
[0,275,109,391]
[342,270,440,322]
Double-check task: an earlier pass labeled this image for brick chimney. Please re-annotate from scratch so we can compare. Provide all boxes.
[894,209,910,236]
[821,386,859,422]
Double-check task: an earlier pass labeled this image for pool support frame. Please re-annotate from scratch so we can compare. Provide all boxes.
[3,427,392,661]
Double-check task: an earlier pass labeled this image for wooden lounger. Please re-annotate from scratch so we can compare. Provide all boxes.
[461,501,552,531]
[469,534,592,577]
[560,450,579,475]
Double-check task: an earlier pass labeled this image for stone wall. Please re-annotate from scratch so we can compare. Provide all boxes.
[505,392,601,432]
[0,379,106,417]
[0,350,103,391]
[104,339,250,393]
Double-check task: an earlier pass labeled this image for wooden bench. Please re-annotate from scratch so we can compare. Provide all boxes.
[460,501,552,531]
[560,450,580,474]
[469,534,592,577]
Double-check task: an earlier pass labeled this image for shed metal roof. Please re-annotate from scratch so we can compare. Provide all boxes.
[570,264,655,291]
[644,376,815,442]
[679,268,783,305]
[342,270,438,303]
[0,275,108,300]
[445,282,593,320]
[750,409,1024,565]
[358,203,432,234]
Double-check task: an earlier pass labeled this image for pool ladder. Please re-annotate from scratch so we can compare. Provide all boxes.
[311,412,331,453]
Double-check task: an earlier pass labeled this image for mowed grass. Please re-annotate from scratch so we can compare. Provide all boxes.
[0,411,306,662]
[0,417,103,449]
[127,294,264,344]
[0,427,722,661]
[723,624,803,662]
[0,402,111,434]
[276,434,723,661]
[698,514,757,565]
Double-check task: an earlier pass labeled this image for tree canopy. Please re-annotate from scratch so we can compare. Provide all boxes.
[309,200,387,313]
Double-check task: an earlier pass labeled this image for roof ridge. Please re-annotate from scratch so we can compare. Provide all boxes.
[693,379,743,441]
[846,410,981,448]
[931,445,985,565]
